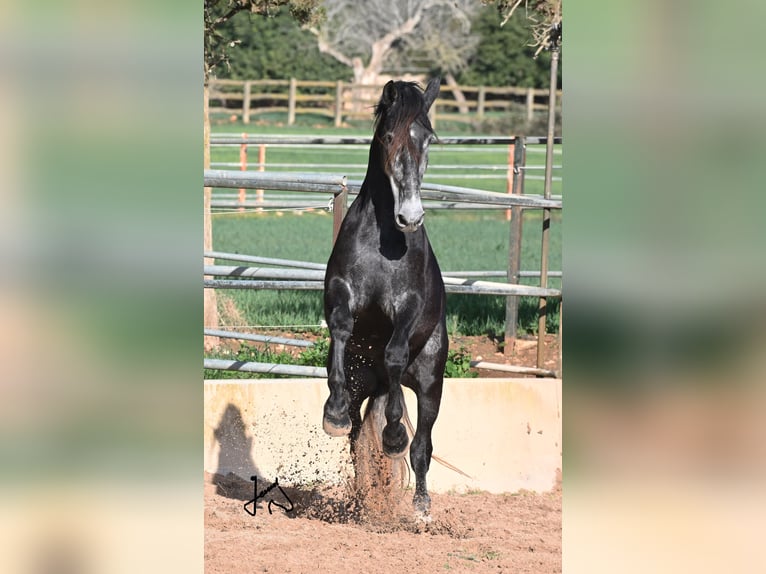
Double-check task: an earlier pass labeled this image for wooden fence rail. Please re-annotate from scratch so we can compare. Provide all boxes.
[209,78,563,127]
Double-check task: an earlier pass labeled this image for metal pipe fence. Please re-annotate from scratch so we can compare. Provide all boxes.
[204,170,561,210]
[204,135,562,377]
[205,251,561,279]
[204,358,327,378]
[204,264,561,297]
[204,328,315,348]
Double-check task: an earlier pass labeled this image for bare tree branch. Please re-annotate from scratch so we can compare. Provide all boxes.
[494,0,562,56]
[310,0,478,85]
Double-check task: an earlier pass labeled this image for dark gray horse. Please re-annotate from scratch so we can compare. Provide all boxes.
[322,78,448,517]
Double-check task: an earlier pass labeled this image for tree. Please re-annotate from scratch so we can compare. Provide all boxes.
[204,0,323,83]
[203,1,321,349]
[455,5,560,89]
[214,10,349,81]
[308,0,479,88]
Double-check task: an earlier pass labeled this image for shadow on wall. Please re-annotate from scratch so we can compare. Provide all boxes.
[212,403,262,500]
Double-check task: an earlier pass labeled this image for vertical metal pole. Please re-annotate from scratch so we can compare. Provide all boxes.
[238,133,247,212]
[536,46,560,371]
[505,136,525,358]
[505,142,513,222]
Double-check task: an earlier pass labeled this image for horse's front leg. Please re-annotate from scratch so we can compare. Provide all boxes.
[322,277,354,436]
[381,294,423,458]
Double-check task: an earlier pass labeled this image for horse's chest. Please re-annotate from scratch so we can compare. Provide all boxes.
[352,260,420,311]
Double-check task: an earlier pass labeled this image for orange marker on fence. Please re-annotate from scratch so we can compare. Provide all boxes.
[238,133,247,212]
[257,144,265,210]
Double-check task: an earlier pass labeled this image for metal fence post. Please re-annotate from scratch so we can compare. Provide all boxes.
[537,47,560,372]
[505,136,525,357]
[238,133,247,211]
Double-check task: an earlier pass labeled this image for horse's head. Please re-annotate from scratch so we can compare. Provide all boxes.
[374,78,440,233]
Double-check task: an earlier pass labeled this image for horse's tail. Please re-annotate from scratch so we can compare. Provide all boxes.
[400,405,474,480]
[357,394,409,490]
[349,394,409,518]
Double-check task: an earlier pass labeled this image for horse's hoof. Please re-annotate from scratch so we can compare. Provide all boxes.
[323,415,351,436]
[382,422,409,458]
[413,492,431,520]
[323,397,351,436]
[414,510,432,524]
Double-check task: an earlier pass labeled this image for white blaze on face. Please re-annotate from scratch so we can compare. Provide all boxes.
[388,126,430,232]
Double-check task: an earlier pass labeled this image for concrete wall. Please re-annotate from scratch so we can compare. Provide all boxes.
[204,378,561,494]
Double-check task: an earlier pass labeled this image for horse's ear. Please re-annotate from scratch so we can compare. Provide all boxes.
[423,77,440,110]
[381,80,398,107]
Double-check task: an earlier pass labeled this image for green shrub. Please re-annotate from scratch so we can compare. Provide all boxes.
[444,347,478,378]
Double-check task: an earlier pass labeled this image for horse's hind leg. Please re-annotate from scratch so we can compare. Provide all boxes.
[322,278,354,436]
[408,325,447,517]
[409,385,442,517]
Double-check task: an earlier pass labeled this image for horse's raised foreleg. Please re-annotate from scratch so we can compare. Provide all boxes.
[323,278,354,436]
[381,294,423,458]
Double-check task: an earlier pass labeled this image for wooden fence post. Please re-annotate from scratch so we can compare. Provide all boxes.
[243,81,251,124]
[526,88,534,124]
[505,136,525,358]
[334,80,343,127]
[288,78,297,126]
[477,86,486,120]
[332,178,348,245]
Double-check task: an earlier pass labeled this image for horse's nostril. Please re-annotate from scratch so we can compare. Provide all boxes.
[396,214,408,228]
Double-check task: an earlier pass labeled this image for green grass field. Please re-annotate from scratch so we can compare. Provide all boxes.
[208,118,562,340]
[212,210,560,337]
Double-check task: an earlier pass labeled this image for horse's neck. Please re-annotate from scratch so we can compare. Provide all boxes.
[359,152,394,226]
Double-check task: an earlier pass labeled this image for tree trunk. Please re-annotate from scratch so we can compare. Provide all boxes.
[349,58,381,115]
[444,72,469,115]
[203,82,219,351]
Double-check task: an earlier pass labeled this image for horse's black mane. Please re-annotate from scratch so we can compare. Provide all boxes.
[373,81,435,169]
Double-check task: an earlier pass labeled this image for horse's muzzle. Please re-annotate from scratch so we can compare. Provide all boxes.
[395,211,425,233]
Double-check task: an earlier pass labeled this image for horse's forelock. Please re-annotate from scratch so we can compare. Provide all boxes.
[374,82,433,169]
